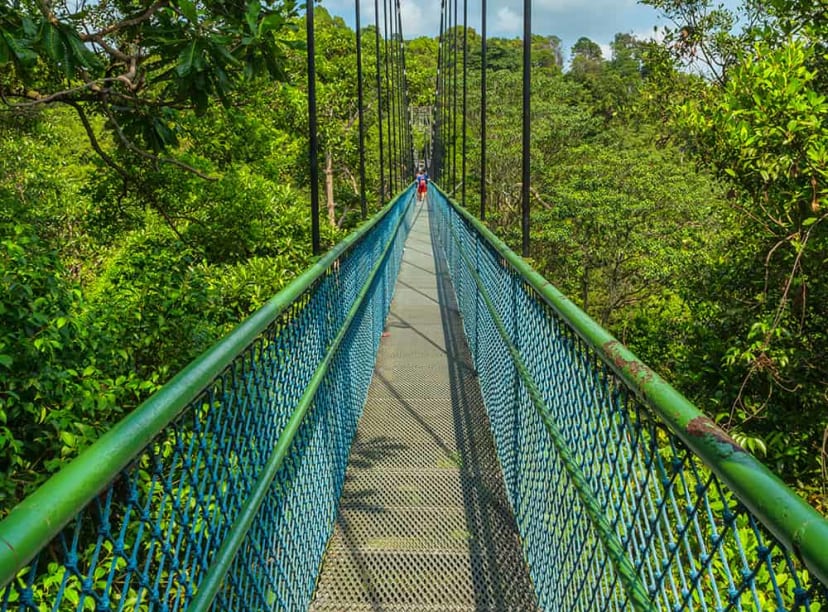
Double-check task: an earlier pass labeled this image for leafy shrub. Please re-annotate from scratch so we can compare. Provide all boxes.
[0,224,144,507]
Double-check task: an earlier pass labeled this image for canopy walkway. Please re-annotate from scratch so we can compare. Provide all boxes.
[1,185,827,611]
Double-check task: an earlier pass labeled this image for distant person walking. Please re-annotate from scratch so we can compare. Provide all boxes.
[415,170,428,202]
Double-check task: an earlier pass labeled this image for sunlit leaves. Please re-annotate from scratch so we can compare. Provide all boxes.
[0,0,298,157]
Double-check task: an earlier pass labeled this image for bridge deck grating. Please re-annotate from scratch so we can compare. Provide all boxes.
[310,197,538,611]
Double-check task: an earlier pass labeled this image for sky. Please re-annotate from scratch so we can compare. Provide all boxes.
[320,0,677,62]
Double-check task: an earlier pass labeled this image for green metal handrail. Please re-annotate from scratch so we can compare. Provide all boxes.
[187,189,415,610]
[0,188,412,596]
[431,182,828,606]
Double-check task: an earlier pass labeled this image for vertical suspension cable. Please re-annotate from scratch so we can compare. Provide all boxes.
[373,0,385,202]
[442,0,450,185]
[440,0,451,183]
[355,0,367,218]
[397,1,411,179]
[393,0,402,178]
[522,0,531,256]
[306,0,320,255]
[442,0,449,186]
[451,0,457,193]
[461,0,467,205]
[382,0,395,194]
[393,0,405,185]
[397,7,406,183]
[434,1,444,181]
[436,6,443,181]
[388,0,398,192]
[442,0,449,184]
[480,0,487,220]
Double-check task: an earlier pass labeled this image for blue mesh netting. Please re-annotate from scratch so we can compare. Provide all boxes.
[430,188,828,611]
[0,188,415,611]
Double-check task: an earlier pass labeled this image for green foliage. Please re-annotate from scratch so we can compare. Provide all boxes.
[86,229,217,382]
[640,0,828,503]
[437,14,826,503]
[534,128,729,329]
[0,6,360,514]
[0,223,145,507]
[186,170,312,264]
[680,38,828,225]
[405,36,439,107]
[0,0,299,158]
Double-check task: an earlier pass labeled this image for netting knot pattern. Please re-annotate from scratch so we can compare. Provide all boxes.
[430,188,828,612]
[1,189,416,611]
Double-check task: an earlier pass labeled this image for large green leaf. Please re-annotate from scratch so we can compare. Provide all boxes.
[177,39,199,77]
[0,30,37,66]
[176,0,199,23]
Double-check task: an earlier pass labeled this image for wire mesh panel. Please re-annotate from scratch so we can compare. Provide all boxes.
[0,188,416,611]
[430,186,828,611]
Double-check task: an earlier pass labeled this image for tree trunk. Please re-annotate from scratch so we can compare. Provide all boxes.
[325,149,335,227]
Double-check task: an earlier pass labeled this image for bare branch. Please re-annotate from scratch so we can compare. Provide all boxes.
[82,34,131,63]
[530,186,552,209]
[3,77,136,107]
[83,0,169,40]
[35,0,60,26]
[336,206,354,229]
[149,196,187,241]
[64,101,130,180]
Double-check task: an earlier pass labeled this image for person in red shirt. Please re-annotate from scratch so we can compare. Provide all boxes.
[415,170,428,201]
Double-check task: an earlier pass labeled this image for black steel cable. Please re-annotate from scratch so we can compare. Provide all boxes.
[434,1,444,181]
[355,0,367,219]
[522,0,531,256]
[393,0,405,186]
[461,0,467,205]
[383,0,395,193]
[396,0,414,179]
[306,0,320,255]
[480,0,487,220]
[451,0,457,192]
[373,0,385,202]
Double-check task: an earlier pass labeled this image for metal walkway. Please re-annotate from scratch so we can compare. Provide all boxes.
[311,198,538,610]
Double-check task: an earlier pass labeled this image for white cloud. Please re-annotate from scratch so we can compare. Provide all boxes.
[322,0,740,60]
[534,0,638,14]
[494,6,521,35]
[631,26,666,44]
[399,0,439,38]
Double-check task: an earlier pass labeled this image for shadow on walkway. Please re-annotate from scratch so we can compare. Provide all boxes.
[310,198,538,611]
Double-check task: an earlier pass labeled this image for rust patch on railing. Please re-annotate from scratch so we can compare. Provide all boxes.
[602,340,655,384]
[686,415,745,454]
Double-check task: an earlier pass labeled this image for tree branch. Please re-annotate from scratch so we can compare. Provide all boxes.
[82,0,169,40]
[64,101,129,180]
[104,107,218,180]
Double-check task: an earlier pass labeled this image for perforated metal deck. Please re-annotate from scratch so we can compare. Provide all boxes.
[311,199,538,611]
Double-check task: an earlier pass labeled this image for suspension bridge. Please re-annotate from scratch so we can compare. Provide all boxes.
[2,0,828,610]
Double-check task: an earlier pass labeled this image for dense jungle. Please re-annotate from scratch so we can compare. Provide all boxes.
[0,0,826,522]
